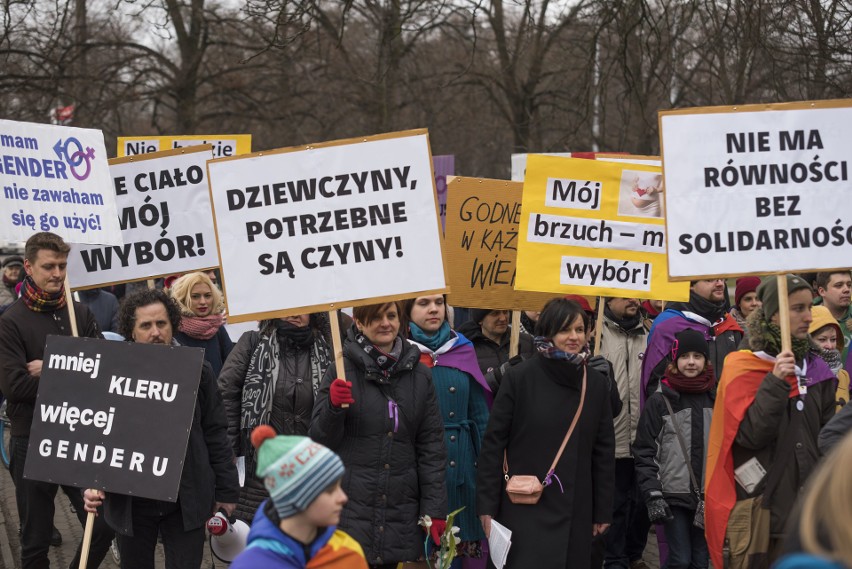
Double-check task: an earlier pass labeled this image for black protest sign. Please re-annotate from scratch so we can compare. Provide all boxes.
[24,336,204,502]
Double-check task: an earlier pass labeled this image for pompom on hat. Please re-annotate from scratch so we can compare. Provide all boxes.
[251,425,345,518]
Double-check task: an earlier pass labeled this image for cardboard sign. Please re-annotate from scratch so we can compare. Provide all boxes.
[444,177,558,311]
[661,100,852,279]
[434,155,454,230]
[117,135,251,159]
[67,146,219,289]
[515,155,689,300]
[0,119,121,244]
[24,336,203,501]
[207,129,447,322]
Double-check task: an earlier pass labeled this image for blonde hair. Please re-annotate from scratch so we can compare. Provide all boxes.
[169,272,224,316]
[799,429,852,560]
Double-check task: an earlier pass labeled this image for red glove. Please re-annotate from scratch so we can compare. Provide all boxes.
[329,379,354,408]
[429,519,447,546]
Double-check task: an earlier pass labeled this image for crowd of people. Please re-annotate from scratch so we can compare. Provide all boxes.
[2,232,852,569]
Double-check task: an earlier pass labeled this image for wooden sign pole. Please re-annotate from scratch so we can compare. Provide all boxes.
[510,310,521,358]
[328,309,349,408]
[593,298,605,357]
[65,275,94,569]
[777,275,792,353]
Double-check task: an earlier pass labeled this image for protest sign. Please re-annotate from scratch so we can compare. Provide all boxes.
[67,146,219,289]
[434,155,454,230]
[0,119,122,244]
[515,155,689,300]
[118,134,251,159]
[24,336,203,501]
[207,129,447,322]
[444,176,557,311]
[660,100,852,279]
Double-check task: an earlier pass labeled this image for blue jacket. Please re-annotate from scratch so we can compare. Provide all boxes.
[230,500,367,569]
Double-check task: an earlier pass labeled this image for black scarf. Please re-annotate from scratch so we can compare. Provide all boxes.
[604,304,642,331]
[354,329,402,375]
[275,321,314,349]
[670,290,727,323]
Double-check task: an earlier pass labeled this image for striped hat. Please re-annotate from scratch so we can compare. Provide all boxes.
[251,426,345,518]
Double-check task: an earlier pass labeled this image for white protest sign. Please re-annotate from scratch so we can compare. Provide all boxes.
[67,146,219,289]
[207,129,447,322]
[0,119,121,244]
[661,101,852,279]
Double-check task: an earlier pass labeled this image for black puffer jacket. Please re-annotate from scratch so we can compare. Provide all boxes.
[218,330,330,523]
[310,328,448,566]
[456,320,534,376]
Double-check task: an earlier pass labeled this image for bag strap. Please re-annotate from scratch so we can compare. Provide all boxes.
[504,368,587,481]
[661,394,702,497]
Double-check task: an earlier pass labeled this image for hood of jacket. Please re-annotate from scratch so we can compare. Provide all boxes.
[456,320,507,347]
[243,500,337,566]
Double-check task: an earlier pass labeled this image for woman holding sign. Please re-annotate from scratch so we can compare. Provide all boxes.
[476,297,615,568]
[169,272,233,376]
[310,301,447,569]
[403,295,491,566]
[218,313,332,524]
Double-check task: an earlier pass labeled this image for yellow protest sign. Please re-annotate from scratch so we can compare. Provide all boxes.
[443,176,559,311]
[117,135,251,159]
[515,155,689,301]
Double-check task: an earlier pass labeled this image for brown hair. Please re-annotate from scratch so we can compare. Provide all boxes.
[25,232,70,262]
[815,271,852,291]
[352,302,401,326]
[399,295,447,338]
[799,430,852,561]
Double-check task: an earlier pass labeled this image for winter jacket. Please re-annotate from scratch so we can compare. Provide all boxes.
[633,384,714,510]
[230,500,368,569]
[77,288,120,333]
[218,329,331,523]
[641,310,742,405]
[0,298,100,437]
[175,325,233,377]
[309,329,448,566]
[599,314,648,458]
[477,354,615,568]
[456,320,534,376]
[410,331,490,543]
[102,361,240,536]
[818,400,852,455]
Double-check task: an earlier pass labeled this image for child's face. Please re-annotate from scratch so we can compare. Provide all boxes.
[677,352,706,378]
[813,326,838,351]
[305,480,348,527]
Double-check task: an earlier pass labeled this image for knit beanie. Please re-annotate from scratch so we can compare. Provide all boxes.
[251,426,345,518]
[470,309,492,324]
[756,274,814,319]
[671,329,708,360]
[735,277,761,308]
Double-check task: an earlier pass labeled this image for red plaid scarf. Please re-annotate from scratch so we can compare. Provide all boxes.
[21,275,67,313]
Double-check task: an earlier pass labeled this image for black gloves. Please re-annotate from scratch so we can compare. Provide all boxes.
[646,491,673,523]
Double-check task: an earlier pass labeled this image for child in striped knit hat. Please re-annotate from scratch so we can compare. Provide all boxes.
[230,426,368,569]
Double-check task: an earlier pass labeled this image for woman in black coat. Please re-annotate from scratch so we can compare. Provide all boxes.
[217,313,332,523]
[310,301,448,569]
[477,297,616,569]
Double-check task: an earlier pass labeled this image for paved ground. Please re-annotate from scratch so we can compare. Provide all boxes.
[0,453,660,569]
[0,463,221,569]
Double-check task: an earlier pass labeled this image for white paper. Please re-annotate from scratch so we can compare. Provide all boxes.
[236,455,246,488]
[489,520,512,569]
[734,456,766,494]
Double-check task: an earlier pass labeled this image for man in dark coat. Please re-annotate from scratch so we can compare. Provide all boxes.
[310,325,447,568]
[477,350,616,567]
[0,232,115,569]
[457,309,534,378]
[83,289,239,569]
